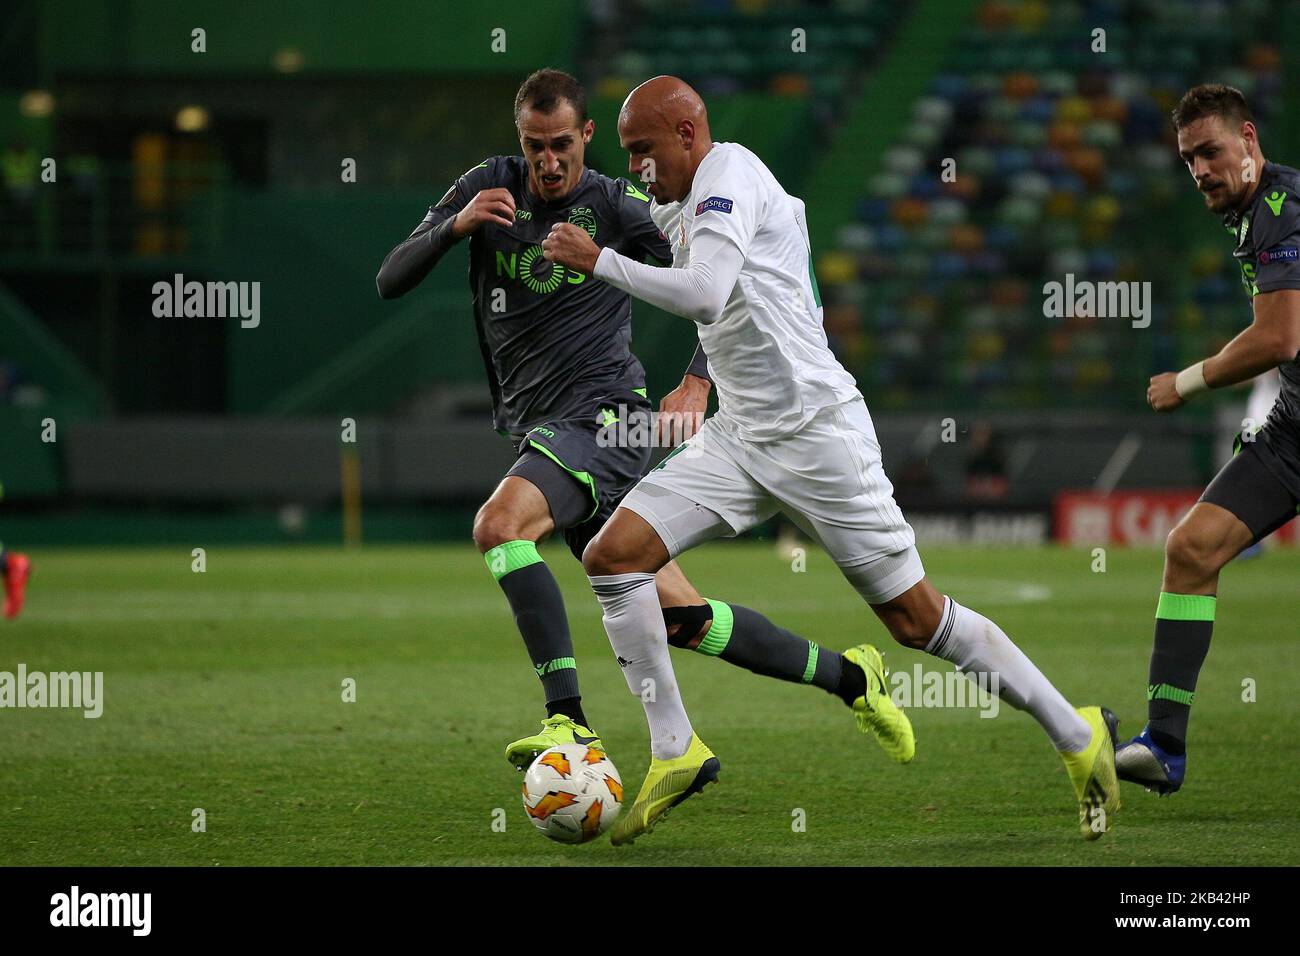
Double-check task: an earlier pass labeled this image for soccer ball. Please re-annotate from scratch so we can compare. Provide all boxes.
[521,743,623,844]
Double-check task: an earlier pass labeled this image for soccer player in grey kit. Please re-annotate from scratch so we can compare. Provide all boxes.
[1118,84,1300,794]
[377,69,893,772]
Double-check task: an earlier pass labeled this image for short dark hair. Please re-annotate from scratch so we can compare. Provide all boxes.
[514,69,587,127]
[1172,83,1255,131]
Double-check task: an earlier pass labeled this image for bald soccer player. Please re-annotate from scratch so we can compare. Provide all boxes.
[377,69,893,775]
[543,76,1121,844]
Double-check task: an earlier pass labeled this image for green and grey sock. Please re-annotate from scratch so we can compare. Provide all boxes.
[484,540,581,708]
[693,600,848,697]
[1147,592,1216,756]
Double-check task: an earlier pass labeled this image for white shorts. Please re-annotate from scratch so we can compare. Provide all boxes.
[622,396,924,604]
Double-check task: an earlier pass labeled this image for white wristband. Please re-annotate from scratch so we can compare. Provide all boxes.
[1174,360,1209,399]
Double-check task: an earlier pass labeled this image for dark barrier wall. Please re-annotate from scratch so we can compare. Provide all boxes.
[60,412,1217,508]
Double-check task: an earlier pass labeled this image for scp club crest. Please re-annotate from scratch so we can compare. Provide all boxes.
[568,206,597,239]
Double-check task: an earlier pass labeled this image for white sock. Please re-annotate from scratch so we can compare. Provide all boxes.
[925,596,1091,752]
[588,572,694,759]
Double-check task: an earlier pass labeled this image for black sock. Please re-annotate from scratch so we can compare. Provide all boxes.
[687,600,848,698]
[484,541,581,711]
[1147,592,1216,756]
[835,660,867,706]
[546,696,588,727]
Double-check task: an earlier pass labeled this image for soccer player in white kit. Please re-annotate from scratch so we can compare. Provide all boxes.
[542,75,1120,846]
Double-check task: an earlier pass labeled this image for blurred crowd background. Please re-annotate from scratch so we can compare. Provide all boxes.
[1,0,1296,546]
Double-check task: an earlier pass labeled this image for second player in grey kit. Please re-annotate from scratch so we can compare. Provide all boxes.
[1118,84,1300,795]
[376,69,888,776]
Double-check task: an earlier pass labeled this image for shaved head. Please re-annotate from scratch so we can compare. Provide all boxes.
[621,75,709,136]
[617,75,714,203]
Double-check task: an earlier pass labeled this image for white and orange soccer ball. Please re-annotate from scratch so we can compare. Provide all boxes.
[521,743,623,844]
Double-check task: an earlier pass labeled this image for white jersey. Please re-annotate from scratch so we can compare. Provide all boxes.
[649,142,860,441]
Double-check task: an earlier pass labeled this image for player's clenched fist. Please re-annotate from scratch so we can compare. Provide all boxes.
[541,222,600,275]
[1147,372,1185,412]
[452,188,517,238]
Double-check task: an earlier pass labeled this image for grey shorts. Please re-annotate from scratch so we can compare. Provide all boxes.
[1200,437,1300,543]
[507,397,654,561]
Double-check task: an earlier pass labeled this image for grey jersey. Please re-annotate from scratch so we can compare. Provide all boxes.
[377,157,681,437]
[1221,160,1300,493]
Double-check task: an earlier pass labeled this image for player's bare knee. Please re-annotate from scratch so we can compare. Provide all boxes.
[872,584,943,649]
[875,607,930,649]
[581,531,625,576]
[1164,520,1223,577]
[890,618,933,650]
[472,502,523,554]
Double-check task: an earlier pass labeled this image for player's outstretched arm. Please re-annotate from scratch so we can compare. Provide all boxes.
[375,211,456,300]
[1149,288,1300,410]
[375,164,513,299]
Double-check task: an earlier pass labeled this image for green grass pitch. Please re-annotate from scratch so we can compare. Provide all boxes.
[1,541,1296,866]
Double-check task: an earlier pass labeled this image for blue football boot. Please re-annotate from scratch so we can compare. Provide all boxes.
[1114,726,1186,796]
